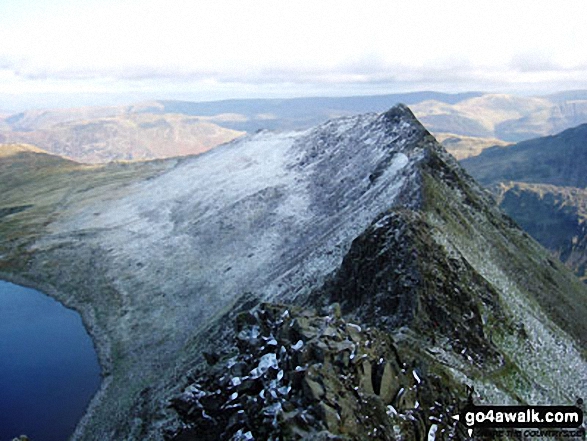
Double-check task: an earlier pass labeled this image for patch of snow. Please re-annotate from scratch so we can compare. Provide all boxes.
[292,340,304,351]
[251,353,278,378]
[33,107,429,400]
[386,405,398,416]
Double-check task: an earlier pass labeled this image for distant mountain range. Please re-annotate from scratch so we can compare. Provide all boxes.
[462,123,587,281]
[412,92,587,142]
[3,90,587,163]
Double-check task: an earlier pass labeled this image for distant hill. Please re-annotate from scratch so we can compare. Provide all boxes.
[4,90,587,163]
[154,91,484,132]
[461,123,587,281]
[542,90,587,102]
[412,93,587,142]
[434,132,510,160]
[77,90,587,140]
[0,143,79,182]
[0,113,243,163]
[0,92,486,163]
[154,90,587,159]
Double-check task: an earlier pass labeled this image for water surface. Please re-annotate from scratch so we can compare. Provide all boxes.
[0,281,101,441]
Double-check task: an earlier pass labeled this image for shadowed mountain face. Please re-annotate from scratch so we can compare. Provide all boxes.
[495,183,587,282]
[1,106,586,440]
[461,123,587,187]
[461,123,587,281]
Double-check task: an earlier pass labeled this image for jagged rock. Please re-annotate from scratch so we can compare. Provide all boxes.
[167,303,465,440]
[358,359,374,395]
[318,403,340,432]
[303,375,325,401]
[377,362,397,404]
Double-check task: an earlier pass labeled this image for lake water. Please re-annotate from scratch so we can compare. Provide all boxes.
[0,281,101,441]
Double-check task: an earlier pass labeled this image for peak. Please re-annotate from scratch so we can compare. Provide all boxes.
[379,103,432,147]
[4,104,587,440]
[381,103,420,125]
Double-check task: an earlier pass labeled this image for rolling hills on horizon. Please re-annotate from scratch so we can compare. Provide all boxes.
[3,90,587,163]
[0,113,243,163]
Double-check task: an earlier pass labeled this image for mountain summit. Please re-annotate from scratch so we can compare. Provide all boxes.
[0,105,585,440]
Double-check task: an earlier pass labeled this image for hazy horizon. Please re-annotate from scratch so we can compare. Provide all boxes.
[3,87,587,115]
[2,0,587,112]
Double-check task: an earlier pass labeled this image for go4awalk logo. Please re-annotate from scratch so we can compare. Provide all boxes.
[452,402,585,438]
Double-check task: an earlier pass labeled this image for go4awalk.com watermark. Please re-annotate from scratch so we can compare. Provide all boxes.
[452,400,585,438]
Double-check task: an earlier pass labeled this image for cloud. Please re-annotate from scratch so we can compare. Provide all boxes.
[0,49,477,88]
[2,0,587,101]
[509,52,563,73]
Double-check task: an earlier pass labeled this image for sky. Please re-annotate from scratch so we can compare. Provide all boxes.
[1,0,587,111]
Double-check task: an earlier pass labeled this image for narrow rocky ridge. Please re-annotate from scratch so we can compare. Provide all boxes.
[168,303,467,440]
[0,105,586,439]
[162,107,587,440]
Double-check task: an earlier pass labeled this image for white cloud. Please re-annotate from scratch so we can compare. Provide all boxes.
[1,0,587,104]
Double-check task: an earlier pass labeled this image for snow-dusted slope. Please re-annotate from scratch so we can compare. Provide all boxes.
[41,107,425,351]
[1,105,586,440]
[2,105,429,438]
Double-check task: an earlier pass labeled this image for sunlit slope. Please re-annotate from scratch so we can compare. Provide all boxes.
[5,91,587,162]
[0,143,175,271]
[0,114,243,163]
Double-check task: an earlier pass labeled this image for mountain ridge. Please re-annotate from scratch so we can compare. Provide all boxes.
[0,105,585,439]
[462,123,587,187]
[0,113,244,163]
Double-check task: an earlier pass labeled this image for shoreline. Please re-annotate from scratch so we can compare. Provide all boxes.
[0,270,113,441]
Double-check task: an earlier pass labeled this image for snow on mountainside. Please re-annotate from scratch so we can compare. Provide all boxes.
[0,105,586,440]
[42,108,425,348]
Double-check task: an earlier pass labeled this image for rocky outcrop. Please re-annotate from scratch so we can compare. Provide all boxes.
[311,209,503,366]
[168,303,466,441]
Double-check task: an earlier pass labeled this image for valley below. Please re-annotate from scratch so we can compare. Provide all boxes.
[461,122,587,282]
